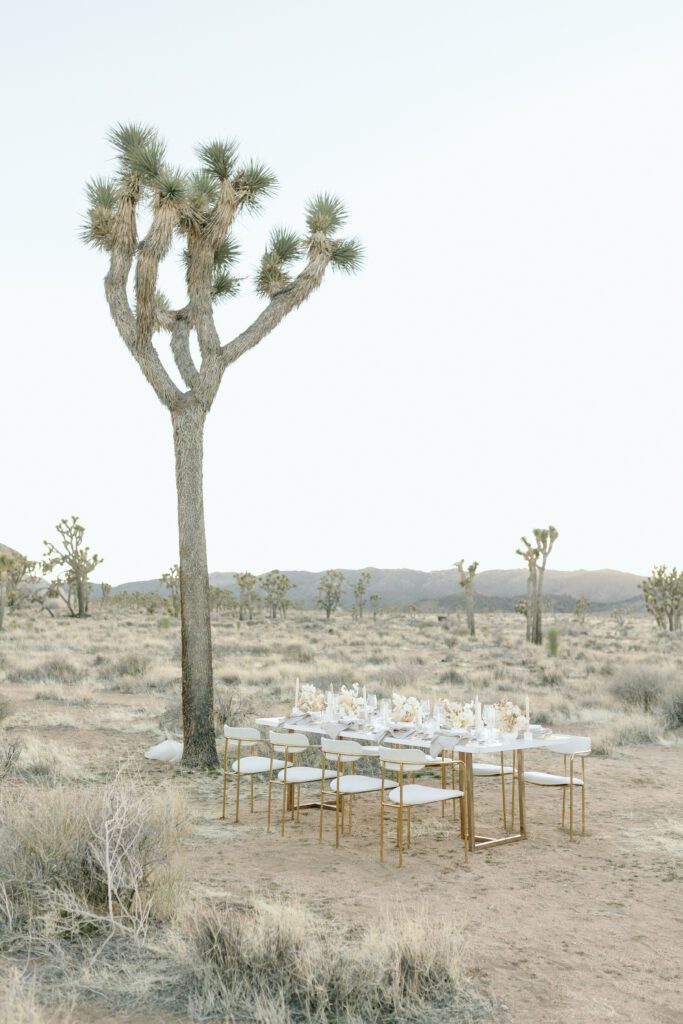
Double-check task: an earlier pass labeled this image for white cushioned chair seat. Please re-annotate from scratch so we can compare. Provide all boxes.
[358,745,380,756]
[231,756,285,774]
[472,762,513,777]
[388,784,463,806]
[426,754,457,765]
[523,771,584,786]
[328,774,398,794]
[276,766,337,784]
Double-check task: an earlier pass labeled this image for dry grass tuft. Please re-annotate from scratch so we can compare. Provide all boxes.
[0,736,83,784]
[187,898,497,1023]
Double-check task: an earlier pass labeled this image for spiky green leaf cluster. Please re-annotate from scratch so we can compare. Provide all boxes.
[212,270,241,302]
[197,139,239,180]
[330,237,364,274]
[233,161,278,210]
[213,237,241,270]
[81,176,118,250]
[306,193,348,235]
[255,227,304,298]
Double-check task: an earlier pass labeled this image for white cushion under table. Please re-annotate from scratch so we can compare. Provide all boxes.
[388,784,463,807]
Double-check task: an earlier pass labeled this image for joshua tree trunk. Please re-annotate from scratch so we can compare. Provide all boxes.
[76,579,87,617]
[465,595,475,637]
[173,402,217,768]
[533,570,544,645]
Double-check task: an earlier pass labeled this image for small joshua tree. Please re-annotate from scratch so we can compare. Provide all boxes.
[370,594,381,621]
[100,582,112,602]
[83,124,361,767]
[161,564,180,616]
[260,569,294,620]
[352,571,371,619]
[641,565,683,632]
[234,571,258,622]
[42,516,102,619]
[516,526,558,645]
[574,597,590,625]
[0,549,37,629]
[453,559,478,637]
[317,569,345,620]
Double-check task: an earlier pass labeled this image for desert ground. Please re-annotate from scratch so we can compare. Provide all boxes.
[1,604,682,1024]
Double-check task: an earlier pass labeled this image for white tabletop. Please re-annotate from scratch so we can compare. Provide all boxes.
[254,716,589,755]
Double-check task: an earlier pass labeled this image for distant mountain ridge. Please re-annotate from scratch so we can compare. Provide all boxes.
[110,566,645,611]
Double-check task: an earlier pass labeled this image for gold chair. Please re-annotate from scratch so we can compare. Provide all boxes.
[471,755,514,830]
[378,746,469,867]
[513,737,590,840]
[319,737,398,847]
[221,725,285,823]
[267,731,337,836]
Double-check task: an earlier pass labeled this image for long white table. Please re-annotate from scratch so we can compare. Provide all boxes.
[255,716,589,851]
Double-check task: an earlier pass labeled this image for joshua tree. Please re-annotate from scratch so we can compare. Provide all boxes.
[83,124,361,767]
[0,549,35,629]
[516,526,558,644]
[641,565,683,632]
[42,517,102,619]
[234,571,258,622]
[317,569,345,620]
[352,571,371,619]
[100,582,112,602]
[574,597,590,624]
[260,569,294,619]
[453,559,478,637]
[208,585,237,618]
[370,594,381,621]
[161,564,181,616]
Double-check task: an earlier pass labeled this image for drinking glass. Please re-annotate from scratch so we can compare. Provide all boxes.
[380,698,391,725]
[433,702,444,728]
[420,699,431,720]
[368,693,378,712]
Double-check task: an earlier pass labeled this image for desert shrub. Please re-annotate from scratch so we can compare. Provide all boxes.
[0,738,82,784]
[0,696,13,724]
[280,643,314,663]
[187,899,495,1023]
[0,969,73,1024]
[547,629,559,657]
[112,652,150,678]
[591,713,661,755]
[609,667,669,713]
[0,775,187,931]
[539,665,564,687]
[439,668,466,687]
[661,689,683,729]
[11,658,82,685]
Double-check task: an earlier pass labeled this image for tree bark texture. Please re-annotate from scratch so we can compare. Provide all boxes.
[173,402,218,768]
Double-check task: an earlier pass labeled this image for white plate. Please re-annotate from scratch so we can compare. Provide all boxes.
[388,721,416,730]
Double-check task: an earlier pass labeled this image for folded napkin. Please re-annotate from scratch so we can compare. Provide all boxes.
[281,713,310,730]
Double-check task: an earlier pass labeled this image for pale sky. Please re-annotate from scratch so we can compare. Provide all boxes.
[2,1,682,584]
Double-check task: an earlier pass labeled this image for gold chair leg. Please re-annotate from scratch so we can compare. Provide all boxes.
[407,806,411,848]
[397,803,403,867]
[296,784,301,823]
[250,774,254,814]
[441,760,446,817]
[582,765,587,835]
[221,739,229,820]
[500,754,507,831]
[267,777,273,832]
[335,789,340,848]
[235,769,241,824]
[511,751,516,831]
[281,777,287,837]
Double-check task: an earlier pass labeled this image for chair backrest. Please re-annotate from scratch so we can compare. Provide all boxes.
[269,731,309,754]
[548,736,591,756]
[224,725,260,742]
[321,737,364,763]
[378,745,427,774]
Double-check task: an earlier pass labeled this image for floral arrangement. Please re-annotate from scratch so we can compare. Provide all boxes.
[494,698,529,734]
[338,683,361,717]
[392,692,421,723]
[298,684,325,713]
[442,700,476,730]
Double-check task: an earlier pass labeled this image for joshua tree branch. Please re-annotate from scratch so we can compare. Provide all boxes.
[170,316,200,390]
[221,253,330,369]
[105,252,182,409]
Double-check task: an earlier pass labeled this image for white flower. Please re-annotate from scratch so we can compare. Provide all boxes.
[495,699,524,733]
[392,693,421,722]
[443,701,475,729]
[298,684,325,713]
[339,683,361,716]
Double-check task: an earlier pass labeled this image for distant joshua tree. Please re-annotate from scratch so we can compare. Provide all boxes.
[370,594,381,621]
[352,571,371,619]
[0,550,36,629]
[574,597,590,624]
[82,123,361,768]
[161,564,180,616]
[42,517,103,619]
[641,565,683,632]
[453,559,478,637]
[317,570,345,620]
[100,582,112,602]
[516,525,558,645]
[260,570,294,620]
[234,572,258,622]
